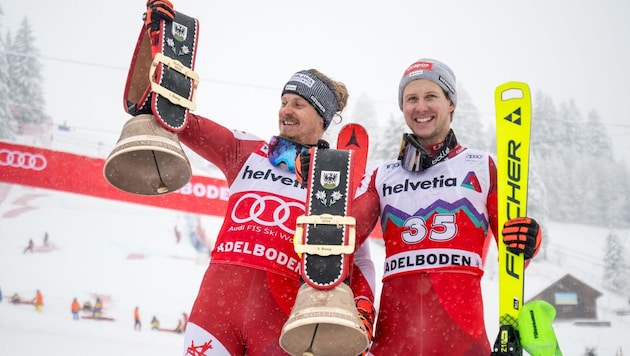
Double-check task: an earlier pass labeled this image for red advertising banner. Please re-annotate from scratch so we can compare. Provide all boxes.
[0,140,384,239]
[0,141,228,216]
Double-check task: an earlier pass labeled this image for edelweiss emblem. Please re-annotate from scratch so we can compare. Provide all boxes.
[166,37,191,56]
[315,190,343,207]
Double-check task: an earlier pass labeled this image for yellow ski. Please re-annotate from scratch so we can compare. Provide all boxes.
[492,82,531,356]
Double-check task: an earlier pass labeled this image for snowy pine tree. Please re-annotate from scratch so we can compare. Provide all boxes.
[450,86,488,151]
[603,231,629,294]
[586,110,613,157]
[558,99,586,154]
[6,17,46,126]
[527,166,550,259]
[611,163,630,227]
[579,110,617,223]
[583,347,597,356]
[0,6,14,139]
[531,90,561,156]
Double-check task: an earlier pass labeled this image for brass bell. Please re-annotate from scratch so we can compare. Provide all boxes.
[279,282,369,356]
[103,114,191,195]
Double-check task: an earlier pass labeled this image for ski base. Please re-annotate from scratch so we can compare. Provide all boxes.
[491,324,522,356]
[81,315,115,321]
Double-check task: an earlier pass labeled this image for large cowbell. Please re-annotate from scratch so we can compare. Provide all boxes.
[103,114,191,195]
[279,282,369,356]
[104,11,199,196]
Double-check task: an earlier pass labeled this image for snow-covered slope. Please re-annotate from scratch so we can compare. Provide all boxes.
[1,183,629,355]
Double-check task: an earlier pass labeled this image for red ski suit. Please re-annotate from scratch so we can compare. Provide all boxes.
[179,115,375,355]
[353,145,498,355]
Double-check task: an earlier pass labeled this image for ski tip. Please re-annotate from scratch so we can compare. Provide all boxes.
[340,123,367,134]
[337,123,369,151]
[495,82,531,103]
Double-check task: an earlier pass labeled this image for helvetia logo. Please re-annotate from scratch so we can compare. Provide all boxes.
[381,175,457,196]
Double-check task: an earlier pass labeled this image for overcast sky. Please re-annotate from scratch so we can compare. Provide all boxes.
[3,0,630,163]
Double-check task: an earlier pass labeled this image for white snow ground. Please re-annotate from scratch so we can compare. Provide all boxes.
[1,183,629,355]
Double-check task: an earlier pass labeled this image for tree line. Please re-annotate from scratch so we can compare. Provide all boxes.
[0,6,47,140]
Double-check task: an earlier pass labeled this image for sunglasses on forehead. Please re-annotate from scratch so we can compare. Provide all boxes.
[268,136,309,173]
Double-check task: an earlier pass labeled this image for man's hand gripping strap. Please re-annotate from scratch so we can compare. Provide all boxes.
[294,148,356,290]
[123,11,199,132]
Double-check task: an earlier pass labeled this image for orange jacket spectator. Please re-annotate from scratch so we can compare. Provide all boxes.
[134,306,142,331]
[34,290,43,306]
[34,290,43,313]
[71,299,81,313]
[71,298,81,320]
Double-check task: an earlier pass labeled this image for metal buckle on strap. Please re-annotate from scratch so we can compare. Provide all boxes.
[294,214,356,256]
[149,53,200,110]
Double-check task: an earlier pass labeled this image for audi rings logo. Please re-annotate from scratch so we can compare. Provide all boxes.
[0,149,47,171]
[232,193,305,234]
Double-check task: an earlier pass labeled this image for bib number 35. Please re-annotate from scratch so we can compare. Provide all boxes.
[401,214,457,244]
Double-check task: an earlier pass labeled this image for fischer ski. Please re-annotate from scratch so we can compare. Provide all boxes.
[492,82,531,356]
